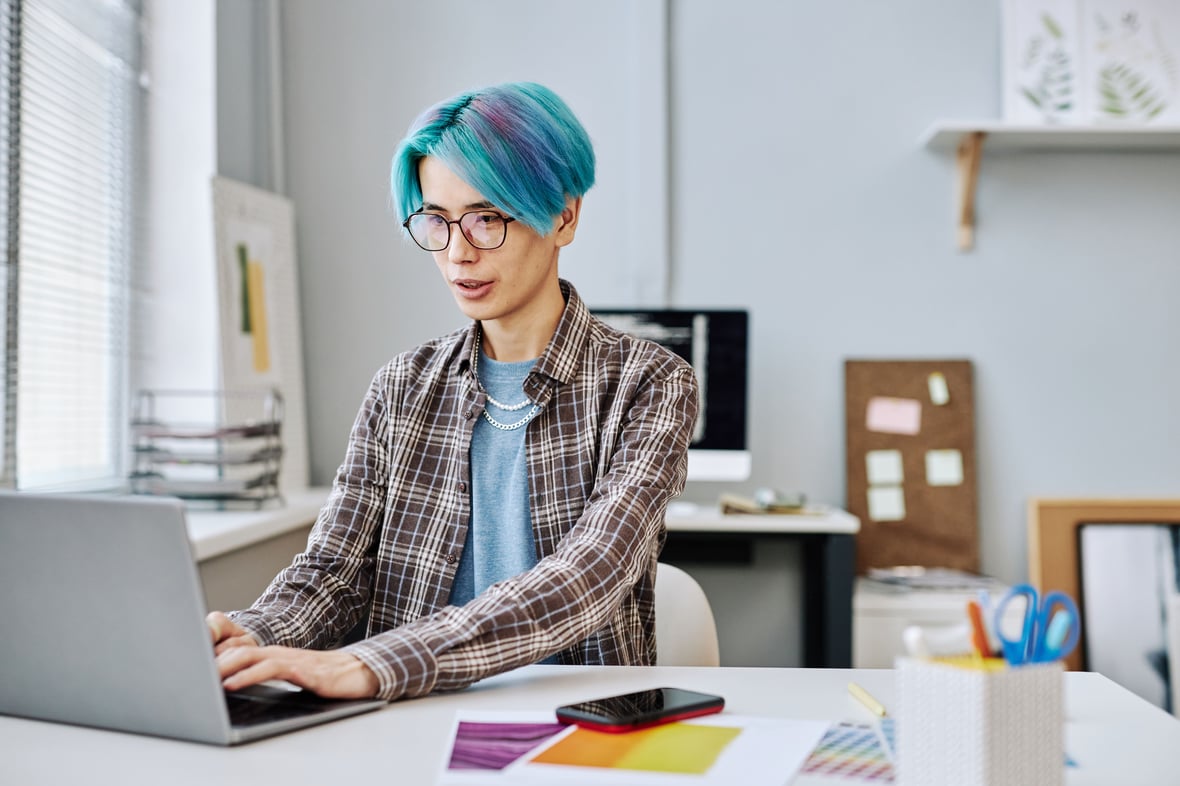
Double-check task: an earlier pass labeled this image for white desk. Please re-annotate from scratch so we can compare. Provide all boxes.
[186,495,858,558]
[665,505,859,668]
[665,504,859,536]
[2,665,1176,785]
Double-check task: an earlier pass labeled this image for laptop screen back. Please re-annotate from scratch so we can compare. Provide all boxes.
[0,493,232,743]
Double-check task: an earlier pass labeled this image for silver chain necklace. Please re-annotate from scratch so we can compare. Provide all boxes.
[472,327,539,431]
[485,392,530,411]
[482,402,540,431]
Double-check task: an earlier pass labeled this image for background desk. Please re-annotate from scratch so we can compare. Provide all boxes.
[664,505,859,668]
[2,665,1176,785]
[188,493,859,668]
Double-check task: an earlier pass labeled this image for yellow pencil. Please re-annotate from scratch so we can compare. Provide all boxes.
[847,681,887,717]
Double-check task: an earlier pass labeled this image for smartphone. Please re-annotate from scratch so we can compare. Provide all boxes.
[555,687,724,733]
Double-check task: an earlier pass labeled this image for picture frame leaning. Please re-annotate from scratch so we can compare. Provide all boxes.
[211,176,309,497]
[1028,498,1180,685]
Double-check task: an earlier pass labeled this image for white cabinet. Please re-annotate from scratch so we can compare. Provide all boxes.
[853,578,1024,668]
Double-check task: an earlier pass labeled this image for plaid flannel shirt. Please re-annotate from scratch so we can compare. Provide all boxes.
[230,280,699,700]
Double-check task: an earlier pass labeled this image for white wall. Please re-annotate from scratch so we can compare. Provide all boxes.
[275,0,668,481]
[216,0,279,192]
[668,0,1180,585]
[217,0,1180,666]
[141,0,218,398]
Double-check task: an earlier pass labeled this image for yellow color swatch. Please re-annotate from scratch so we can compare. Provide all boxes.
[530,723,741,774]
[246,260,271,373]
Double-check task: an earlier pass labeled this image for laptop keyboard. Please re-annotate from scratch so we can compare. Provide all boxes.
[225,686,339,728]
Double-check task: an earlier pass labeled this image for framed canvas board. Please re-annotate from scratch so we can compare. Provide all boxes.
[211,176,309,496]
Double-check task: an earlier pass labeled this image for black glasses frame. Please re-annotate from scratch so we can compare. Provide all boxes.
[402,210,517,252]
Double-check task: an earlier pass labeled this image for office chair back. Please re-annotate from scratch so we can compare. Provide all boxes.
[654,562,721,667]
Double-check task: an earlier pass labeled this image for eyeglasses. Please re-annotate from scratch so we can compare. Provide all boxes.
[402,210,517,252]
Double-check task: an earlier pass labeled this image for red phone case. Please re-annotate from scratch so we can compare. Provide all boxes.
[556,689,724,733]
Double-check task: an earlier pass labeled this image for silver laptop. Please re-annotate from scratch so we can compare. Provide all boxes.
[0,492,385,745]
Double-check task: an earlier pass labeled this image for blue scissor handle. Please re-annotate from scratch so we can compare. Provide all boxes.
[994,583,1081,665]
[994,583,1039,664]
[1032,591,1080,663]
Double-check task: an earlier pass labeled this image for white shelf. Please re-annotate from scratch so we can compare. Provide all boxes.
[921,120,1180,153]
[920,119,1180,251]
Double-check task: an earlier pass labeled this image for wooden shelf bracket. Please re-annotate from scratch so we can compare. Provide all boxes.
[955,131,986,251]
[922,120,1180,251]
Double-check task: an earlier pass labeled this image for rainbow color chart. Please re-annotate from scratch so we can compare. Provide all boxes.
[797,720,895,783]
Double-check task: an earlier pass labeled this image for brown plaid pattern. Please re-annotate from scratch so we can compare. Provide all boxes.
[231,281,699,700]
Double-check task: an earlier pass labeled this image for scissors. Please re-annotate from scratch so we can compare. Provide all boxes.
[993,583,1080,665]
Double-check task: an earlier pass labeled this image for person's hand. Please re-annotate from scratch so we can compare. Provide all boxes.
[206,611,259,655]
[216,645,380,699]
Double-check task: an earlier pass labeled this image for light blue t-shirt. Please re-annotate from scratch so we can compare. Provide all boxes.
[449,351,540,608]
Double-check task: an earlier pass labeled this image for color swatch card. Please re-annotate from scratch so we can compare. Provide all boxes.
[438,711,828,785]
[793,721,896,784]
[446,717,569,773]
[529,721,742,774]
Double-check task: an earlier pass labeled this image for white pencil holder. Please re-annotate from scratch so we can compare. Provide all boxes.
[896,657,1063,786]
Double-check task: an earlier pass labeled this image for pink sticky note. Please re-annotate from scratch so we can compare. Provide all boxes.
[866,397,921,435]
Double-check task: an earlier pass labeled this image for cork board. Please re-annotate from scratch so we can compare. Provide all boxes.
[844,359,977,574]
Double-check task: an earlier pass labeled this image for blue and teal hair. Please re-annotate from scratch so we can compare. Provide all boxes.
[391,82,596,237]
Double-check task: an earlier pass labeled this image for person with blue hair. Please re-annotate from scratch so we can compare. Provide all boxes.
[208,82,699,701]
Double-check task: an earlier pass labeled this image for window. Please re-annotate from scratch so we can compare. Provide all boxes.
[1,0,144,490]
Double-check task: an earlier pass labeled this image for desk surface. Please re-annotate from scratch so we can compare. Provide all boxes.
[2,665,1175,785]
[666,503,860,534]
[187,490,859,561]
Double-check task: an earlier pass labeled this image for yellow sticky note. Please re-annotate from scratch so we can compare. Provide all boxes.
[867,486,905,522]
[928,372,950,405]
[925,449,964,486]
[866,449,904,485]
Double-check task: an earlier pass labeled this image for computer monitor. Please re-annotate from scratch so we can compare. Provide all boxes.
[592,308,750,482]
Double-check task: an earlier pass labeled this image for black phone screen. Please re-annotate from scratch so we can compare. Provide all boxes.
[555,687,724,731]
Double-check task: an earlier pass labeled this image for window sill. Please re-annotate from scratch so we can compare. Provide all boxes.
[187,487,329,561]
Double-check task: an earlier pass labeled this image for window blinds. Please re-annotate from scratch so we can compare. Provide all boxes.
[1,0,144,490]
